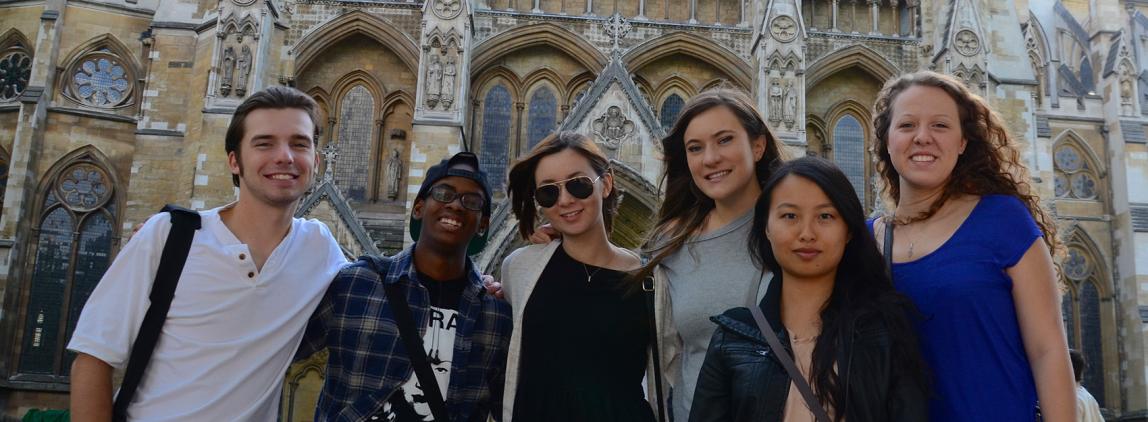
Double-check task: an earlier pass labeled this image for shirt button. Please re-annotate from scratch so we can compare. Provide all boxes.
[239,253,246,260]
[370,417,379,421]
[247,272,255,278]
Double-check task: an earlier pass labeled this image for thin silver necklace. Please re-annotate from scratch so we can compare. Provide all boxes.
[582,263,602,283]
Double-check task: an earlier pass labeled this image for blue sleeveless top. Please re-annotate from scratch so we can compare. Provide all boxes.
[868,194,1043,422]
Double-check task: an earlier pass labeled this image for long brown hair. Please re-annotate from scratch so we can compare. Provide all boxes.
[507,131,619,240]
[636,88,786,281]
[871,71,1059,255]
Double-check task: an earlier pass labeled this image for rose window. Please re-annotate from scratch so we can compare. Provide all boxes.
[0,51,32,101]
[70,54,131,108]
[56,163,111,211]
[1053,144,1100,200]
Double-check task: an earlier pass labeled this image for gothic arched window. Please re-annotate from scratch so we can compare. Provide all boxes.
[1054,143,1099,200]
[0,45,32,102]
[19,159,117,377]
[480,85,512,192]
[335,85,375,201]
[527,86,557,151]
[832,115,866,203]
[1061,245,1106,407]
[660,94,685,132]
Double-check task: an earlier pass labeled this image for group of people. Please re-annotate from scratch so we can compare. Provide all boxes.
[67,70,1084,422]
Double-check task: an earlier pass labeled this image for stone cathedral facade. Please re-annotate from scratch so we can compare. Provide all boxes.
[2,0,1148,418]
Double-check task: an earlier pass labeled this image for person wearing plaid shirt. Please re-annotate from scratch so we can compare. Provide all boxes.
[298,152,512,421]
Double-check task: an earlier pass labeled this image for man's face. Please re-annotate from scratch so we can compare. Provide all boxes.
[228,108,317,209]
[412,175,488,252]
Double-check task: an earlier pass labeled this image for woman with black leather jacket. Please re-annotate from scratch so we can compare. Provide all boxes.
[689,157,929,422]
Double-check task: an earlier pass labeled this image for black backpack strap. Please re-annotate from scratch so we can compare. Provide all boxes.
[643,276,667,422]
[383,281,450,421]
[883,217,895,280]
[112,205,201,422]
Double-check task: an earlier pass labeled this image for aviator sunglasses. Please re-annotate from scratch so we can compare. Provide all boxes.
[428,184,486,211]
[534,175,601,208]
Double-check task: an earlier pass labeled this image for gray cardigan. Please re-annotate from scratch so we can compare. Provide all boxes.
[498,240,673,422]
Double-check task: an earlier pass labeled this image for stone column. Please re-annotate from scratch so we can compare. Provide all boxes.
[689,0,697,23]
[869,0,879,34]
[831,0,839,31]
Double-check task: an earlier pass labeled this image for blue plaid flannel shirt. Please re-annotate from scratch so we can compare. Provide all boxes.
[298,245,512,421]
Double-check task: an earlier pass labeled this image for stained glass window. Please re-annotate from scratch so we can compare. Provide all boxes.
[0,50,32,101]
[0,151,8,206]
[1080,281,1105,405]
[70,53,131,108]
[19,161,117,376]
[527,87,557,152]
[833,115,866,204]
[480,85,512,192]
[1053,144,1100,200]
[661,94,685,132]
[1061,245,1107,409]
[335,85,375,201]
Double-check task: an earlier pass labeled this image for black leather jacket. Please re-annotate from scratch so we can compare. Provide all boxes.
[688,277,928,422]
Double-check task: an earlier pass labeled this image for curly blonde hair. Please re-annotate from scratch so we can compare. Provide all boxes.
[871,71,1060,256]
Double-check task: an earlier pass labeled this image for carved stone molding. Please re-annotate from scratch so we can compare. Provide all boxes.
[770,15,797,43]
[954,29,980,56]
[591,105,636,149]
[431,0,463,20]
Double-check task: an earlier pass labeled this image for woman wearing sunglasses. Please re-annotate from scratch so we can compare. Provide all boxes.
[499,131,655,422]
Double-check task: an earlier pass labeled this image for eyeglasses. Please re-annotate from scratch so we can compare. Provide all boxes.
[428,184,486,211]
[535,175,601,208]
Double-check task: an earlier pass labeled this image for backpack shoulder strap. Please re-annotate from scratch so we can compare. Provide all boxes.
[112,205,201,421]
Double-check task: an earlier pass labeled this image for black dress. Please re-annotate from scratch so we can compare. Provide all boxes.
[511,246,656,422]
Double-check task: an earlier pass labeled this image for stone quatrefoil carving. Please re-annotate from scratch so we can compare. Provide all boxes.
[770,16,797,43]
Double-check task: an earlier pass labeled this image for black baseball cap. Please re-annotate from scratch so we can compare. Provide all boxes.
[409,152,492,255]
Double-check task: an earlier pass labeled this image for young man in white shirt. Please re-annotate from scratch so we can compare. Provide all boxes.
[68,86,347,421]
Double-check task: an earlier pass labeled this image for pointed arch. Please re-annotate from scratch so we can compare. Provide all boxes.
[17,145,121,377]
[625,32,752,89]
[0,28,32,51]
[331,73,384,202]
[57,34,142,109]
[1059,225,1114,408]
[1052,130,1105,200]
[805,44,899,87]
[473,23,607,75]
[564,72,595,108]
[524,82,559,151]
[653,76,697,105]
[825,100,873,205]
[471,66,524,102]
[293,11,419,75]
[381,90,415,116]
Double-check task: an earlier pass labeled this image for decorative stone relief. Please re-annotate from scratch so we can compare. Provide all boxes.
[215,15,259,98]
[384,148,404,200]
[421,28,462,112]
[432,0,462,19]
[603,13,632,51]
[770,16,798,43]
[954,30,980,56]
[592,106,636,149]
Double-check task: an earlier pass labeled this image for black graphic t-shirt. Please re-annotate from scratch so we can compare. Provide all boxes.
[379,273,468,422]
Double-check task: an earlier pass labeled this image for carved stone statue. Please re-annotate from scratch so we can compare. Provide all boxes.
[783,81,797,123]
[591,106,636,149]
[220,46,236,96]
[441,56,457,109]
[236,45,252,96]
[384,148,403,200]
[768,79,783,121]
[425,55,442,108]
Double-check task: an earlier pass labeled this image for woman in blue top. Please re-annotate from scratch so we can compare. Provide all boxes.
[868,70,1075,421]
